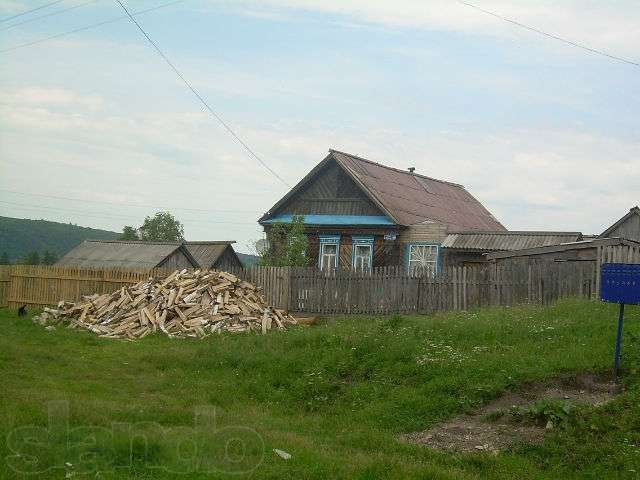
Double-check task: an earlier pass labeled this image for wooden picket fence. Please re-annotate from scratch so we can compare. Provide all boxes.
[286,262,597,314]
[0,244,637,313]
[1,265,171,309]
[0,266,10,308]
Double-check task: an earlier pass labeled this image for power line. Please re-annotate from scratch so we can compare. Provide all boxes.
[0,189,261,213]
[0,0,99,32]
[114,0,290,187]
[456,0,640,68]
[0,0,66,23]
[0,0,185,54]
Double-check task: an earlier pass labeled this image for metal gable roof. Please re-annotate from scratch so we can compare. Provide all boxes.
[56,240,197,268]
[259,150,505,231]
[331,150,505,230]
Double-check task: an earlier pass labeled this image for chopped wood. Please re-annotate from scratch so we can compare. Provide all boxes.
[32,269,297,340]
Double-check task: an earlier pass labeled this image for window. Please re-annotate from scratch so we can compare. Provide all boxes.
[353,244,372,269]
[351,235,374,270]
[407,244,439,274]
[320,243,338,270]
[319,235,340,270]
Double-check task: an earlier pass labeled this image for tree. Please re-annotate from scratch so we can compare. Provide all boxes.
[259,215,309,267]
[119,225,140,241]
[138,212,184,242]
[42,250,58,265]
[0,252,9,265]
[21,251,40,265]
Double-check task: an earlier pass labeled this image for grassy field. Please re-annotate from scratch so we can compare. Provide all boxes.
[1,299,640,479]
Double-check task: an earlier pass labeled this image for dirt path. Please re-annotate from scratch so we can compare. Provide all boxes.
[401,373,621,453]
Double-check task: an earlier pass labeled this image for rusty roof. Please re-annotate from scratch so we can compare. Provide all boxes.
[261,150,505,230]
[184,241,237,268]
[441,231,583,252]
[56,240,198,268]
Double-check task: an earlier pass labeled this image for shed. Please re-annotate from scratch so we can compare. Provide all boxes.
[441,231,583,266]
[184,242,242,271]
[56,240,198,269]
[486,237,640,265]
[599,206,640,242]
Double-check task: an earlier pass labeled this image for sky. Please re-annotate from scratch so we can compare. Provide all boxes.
[0,0,638,253]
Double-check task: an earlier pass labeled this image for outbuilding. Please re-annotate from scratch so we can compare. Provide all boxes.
[56,240,198,269]
[441,231,583,266]
[486,237,640,265]
[184,242,242,270]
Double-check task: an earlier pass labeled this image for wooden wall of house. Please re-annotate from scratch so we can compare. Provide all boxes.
[276,161,384,216]
[157,249,196,269]
[397,222,448,245]
[303,227,401,268]
[605,213,640,242]
[213,247,243,271]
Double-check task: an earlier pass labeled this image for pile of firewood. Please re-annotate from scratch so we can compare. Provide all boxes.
[32,269,297,340]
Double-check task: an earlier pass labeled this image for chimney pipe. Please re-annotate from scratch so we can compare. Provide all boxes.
[408,167,415,173]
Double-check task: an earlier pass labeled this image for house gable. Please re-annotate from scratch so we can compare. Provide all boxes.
[261,157,390,221]
[599,206,640,242]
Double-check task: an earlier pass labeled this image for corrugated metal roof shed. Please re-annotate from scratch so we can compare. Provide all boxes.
[57,240,196,268]
[441,231,583,252]
[184,241,236,268]
[486,237,640,260]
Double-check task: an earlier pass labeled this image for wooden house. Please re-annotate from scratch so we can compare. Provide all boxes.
[56,240,198,269]
[184,242,243,270]
[258,149,505,271]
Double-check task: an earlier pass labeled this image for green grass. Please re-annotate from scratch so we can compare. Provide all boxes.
[1,299,640,479]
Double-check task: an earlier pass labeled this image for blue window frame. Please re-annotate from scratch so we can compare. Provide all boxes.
[318,235,340,270]
[405,243,440,274]
[351,235,374,270]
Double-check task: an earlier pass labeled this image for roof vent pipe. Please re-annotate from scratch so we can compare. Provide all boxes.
[408,167,415,173]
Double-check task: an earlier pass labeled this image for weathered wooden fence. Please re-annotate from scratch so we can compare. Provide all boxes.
[286,262,597,314]
[0,244,637,313]
[0,266,11,308]
[2,265,171,309]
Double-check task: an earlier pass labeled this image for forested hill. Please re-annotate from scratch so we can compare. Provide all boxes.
[0,216,118,262]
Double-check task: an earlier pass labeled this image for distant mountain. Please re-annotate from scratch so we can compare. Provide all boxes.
[0,216,119,262]
[236,252,260,267]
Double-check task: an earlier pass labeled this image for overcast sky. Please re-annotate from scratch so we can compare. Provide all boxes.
[1,0,638,252]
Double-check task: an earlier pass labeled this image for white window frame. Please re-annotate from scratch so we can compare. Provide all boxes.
[351,235,374,270]
[407,243,439,274]
[318,235,340,270]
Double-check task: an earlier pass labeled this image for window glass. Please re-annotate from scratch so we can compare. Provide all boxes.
[321,243,338,270]
[408,245,438,273]
[353,244,372,270]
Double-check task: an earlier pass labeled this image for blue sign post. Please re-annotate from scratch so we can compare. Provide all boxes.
[600,263,640,377]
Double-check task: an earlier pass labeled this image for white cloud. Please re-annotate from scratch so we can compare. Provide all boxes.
[1,84,638,244]
[0,87,105,110]
[224,0,640,59]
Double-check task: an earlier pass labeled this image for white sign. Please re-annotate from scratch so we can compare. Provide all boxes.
[384,233,397,241]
